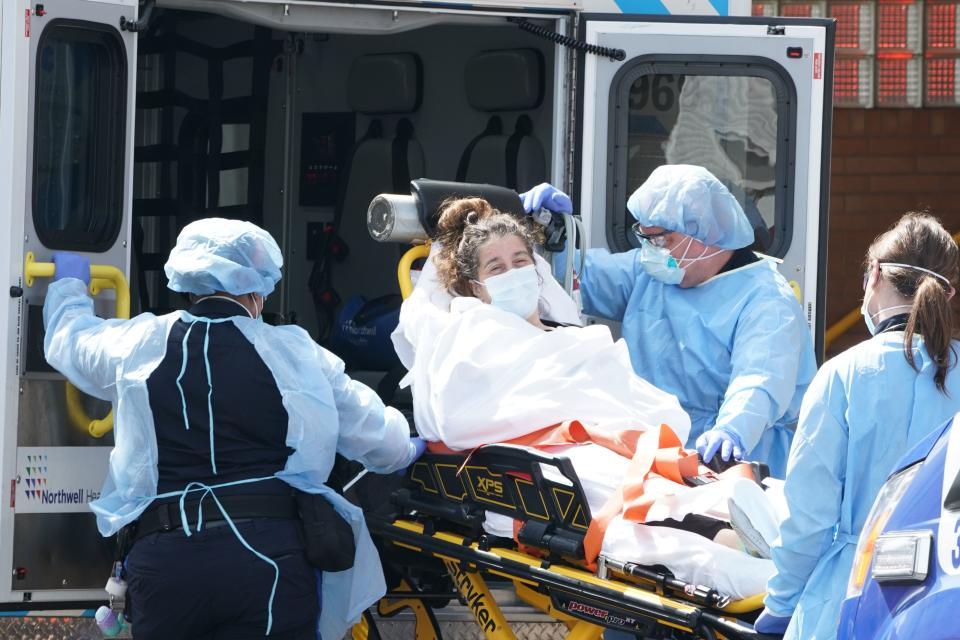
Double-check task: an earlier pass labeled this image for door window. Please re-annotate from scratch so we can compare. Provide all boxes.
[609,59,795,257]
[32,21,127,251]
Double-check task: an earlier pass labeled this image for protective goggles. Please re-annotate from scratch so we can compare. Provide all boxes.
[631,222,672,247]
[863,261,956,298]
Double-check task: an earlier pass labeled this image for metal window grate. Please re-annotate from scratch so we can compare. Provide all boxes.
[835,58,863,97]
[781,3,814,15]
[835,57,875,107]
[877,56,923,106]
[878,3,909,49]
[759,0,960,107]
[928,3,959,48]
[878,0,923,52]
[752,1,778,15]
[832,3,867,49]
[926,57,960,103]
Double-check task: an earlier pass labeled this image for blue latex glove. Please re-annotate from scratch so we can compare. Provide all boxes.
[695,427,744,464]
[520,183,573,214]
[391,437,429,478]
[410,436,427,462]
[754,608,791,634]
[52,252,91,285]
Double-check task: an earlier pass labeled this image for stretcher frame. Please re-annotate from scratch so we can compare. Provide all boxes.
[360,444,773,640]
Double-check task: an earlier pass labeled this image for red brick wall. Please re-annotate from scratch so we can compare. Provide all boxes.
[825,108,960,356]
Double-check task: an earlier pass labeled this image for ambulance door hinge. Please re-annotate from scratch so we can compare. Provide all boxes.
[120,0,156,33]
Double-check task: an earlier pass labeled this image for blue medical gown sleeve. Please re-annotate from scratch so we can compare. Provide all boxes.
[579,249,641,322]
[713,294,809,452]
[316,347,416,474]
[765,367,847,615]
[42,278,136,401]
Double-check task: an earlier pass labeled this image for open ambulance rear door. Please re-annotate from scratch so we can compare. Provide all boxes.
[1,0,137,607]
[575,15,834,357]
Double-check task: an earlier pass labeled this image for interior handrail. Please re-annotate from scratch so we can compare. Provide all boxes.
[24,252,130,438]
[398,243,431,300]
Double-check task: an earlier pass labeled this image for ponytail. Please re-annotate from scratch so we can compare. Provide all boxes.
[868,211,959,396]
[904,275,957,393]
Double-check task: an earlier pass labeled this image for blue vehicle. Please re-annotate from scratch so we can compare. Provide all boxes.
[838,412,960,639]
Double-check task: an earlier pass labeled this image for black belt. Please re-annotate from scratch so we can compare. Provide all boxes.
[133,494,299,541]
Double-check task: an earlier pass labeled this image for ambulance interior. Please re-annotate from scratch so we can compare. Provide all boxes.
[130,8,560,356]
[21,6,566,591]
[18,5,794,609]
[128,7,784,354]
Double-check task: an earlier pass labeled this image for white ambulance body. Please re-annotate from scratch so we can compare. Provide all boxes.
[0,0,833,617]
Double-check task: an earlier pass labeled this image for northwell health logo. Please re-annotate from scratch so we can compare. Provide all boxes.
[23,454,48,500]
[22,455,99,504]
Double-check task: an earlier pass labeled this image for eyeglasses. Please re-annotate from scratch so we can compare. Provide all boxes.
[631,222,671,247]
[862,262,878,291]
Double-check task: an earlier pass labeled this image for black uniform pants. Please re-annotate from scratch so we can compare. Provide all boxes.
[125,518,319,639]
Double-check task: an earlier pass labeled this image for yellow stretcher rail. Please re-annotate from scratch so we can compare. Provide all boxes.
[368,516,762,639]
[824,230,960,351]
[24,252,130,438]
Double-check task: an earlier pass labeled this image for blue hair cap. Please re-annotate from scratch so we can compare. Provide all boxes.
[626,164,755,250]
[165,218,283,296]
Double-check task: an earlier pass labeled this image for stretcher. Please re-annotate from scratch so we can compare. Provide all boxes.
[353,238,776,640]
[359,443,775,640]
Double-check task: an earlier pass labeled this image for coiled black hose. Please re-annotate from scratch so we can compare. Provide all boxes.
[508,17,626,61]
[120,0,156,32]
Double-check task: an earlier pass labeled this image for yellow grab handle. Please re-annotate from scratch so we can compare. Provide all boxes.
[788,279,802,304]
[25,252,130,318]
[398,243,431,300]
[64,384,116,439]
[24,252,130,438]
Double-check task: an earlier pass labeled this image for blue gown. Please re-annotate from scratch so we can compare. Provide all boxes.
[765,332,960,639]
[580,248,816,478]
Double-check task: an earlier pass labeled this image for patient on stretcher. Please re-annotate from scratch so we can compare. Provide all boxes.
[390,197,781,600]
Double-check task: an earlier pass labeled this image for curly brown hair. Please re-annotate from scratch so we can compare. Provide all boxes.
[433,197,537,297]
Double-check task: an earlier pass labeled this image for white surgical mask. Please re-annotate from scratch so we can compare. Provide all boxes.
[249,293,265,320]
[860,281,911,336]
[860,260,957,335]
[476,265,540,319]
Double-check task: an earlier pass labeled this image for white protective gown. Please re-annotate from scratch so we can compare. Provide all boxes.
[44,278,416,640]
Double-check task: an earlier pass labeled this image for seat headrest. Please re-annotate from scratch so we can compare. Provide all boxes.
[465,49,544,112]
[411,179,524,238]
[348,53,422,114]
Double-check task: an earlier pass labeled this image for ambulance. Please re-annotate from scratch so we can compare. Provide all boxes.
[0,0,834,633]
